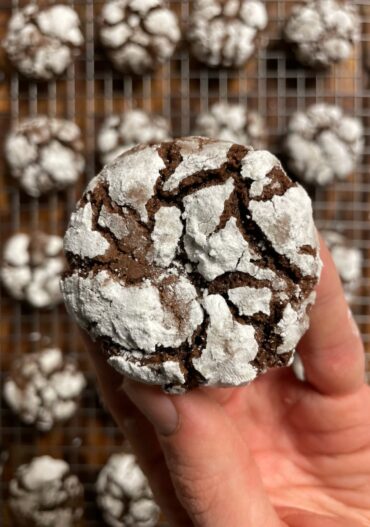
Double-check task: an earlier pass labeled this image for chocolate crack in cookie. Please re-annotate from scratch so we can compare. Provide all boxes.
[99,0,181,75]
[284,0,360,69]
[61,137,322,393]
[3,4,84,80]
[187,0,268,68]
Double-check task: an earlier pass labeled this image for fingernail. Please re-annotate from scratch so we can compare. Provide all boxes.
[123,380,179,436]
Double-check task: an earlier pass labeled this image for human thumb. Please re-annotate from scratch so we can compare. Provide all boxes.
[123,380,282,527]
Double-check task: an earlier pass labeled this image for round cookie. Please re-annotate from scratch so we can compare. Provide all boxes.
[3,4,84,80]
[61,137,321,392]
[6,116,85,197]
[3,347,86,432]
[96,453,160,527]
[1,232,65,308]
[9,456,84,527]
[98,109,171,166]
[285,103,363,186]
[194,102,266,148]
[322,230,362,303]
[187,0,268,68]
[284,0,360,69]
[99,0,181,75]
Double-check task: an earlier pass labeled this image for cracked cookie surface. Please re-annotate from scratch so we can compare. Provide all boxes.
[9,456,84,527]
[3,4,84,80]
[6,116,85,197]
[99,0,181,74]
[285,103,363,186]
[1,232,65,308]
[194,102,266,149]
[284,0,360,69]
[61,136,321,392]
[98,109,171,166]
[4,347,86,432]
[187,0,268,68]
[97,453,160,527]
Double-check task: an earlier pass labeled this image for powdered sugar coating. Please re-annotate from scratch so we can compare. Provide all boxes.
[3,5,84,80]
[322,230,362,303]
[6,117,85,197]
[195,102,266,149]
[62,137,321,391]
[1,232,64,308]
[188,0,268,68]
[284,0,360,68]
[96,453,160,527]
[3,348,86,432]
[9,456,83,527]
[98,110,171,165]
[99,0,180,74]
[285,104,364,185]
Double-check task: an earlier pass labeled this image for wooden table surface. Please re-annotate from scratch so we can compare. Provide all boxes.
[0,1,369,525]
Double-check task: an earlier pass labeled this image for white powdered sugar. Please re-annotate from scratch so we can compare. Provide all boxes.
[107,144,166,221]
[322,230,362,303]
[3,4,84,80]
[3,348,86,432]
[188,0,268,68]
[61,137,321,391]
[6,117,85,197]
[228,286,272,316]
[249,186,321,277]
[96,453,160,527]
[194,102,266,148]
[61,270,203,352]
[109,352,186,391]
[9,456,84,527]
[151,206,183,267]
[192,294,258,385]
[99,0,180,74]
[163,137,232,192]
[64,203,111,259]
[98,110,171,165]
[276,292,316,354]
[285,104,363,185]
[284,0,360,68]
[1,232,64,308]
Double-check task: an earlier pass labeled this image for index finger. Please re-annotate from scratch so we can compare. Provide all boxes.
[297,236,365,396]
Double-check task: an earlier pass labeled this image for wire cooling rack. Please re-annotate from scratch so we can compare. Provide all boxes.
[0,0,369,524]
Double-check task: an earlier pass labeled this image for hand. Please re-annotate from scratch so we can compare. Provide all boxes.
[85,239,370,527]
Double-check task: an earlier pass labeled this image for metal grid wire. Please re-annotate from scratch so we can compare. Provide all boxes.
[0,0,369,524]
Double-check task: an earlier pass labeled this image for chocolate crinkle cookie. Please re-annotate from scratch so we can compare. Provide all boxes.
[194,102,266,149]
[3,4,84,80]
[3,347,86,432]
[98,109,171,166]
[187,0,268,68]
[96,453,160,527]
[322,230,362,304]
[284,0,360,69]
[285,103,363,186]
[61,137,322,393]
[99,0,181,75]
[5,116,85,198]
[9,456,84,527]
[1,232,64,308]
